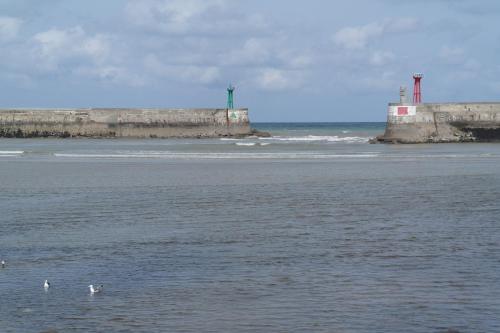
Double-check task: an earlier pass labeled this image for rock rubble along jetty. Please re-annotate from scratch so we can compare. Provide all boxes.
[0,108,261,138]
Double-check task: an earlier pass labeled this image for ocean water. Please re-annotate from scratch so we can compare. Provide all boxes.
[1,122,500,333]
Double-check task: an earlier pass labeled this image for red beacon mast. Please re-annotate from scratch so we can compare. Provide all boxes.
[413,73,423,104]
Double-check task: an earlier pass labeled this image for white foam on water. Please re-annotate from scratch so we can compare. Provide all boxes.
[0,151,24,154]
[55,153,164,158]
[48,150,500,161]
[235,142,257,146]
[393,153,500,159]
[54,152,379,160]
[259,143,271,146]
[0,151,24,157]
[259,135,370,143]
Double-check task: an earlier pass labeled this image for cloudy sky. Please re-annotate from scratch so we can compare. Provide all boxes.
[0,0,499,121]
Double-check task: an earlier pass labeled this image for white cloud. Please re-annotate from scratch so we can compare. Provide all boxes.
[333,17,418,50]
[0,16,22,41]
[122,0,311,91]
[125,0,267,36]
[125,0,225,34]
[144,54,221,84]
[73,66,147,87]
[13,1,292,90]
[333,22,384,50]
[385,17,418,32]
[226,38,271,66]
[225,37,313,74]
[255,68,304,91]
[358,71,397,91]
[33,26,111,70]
[286,54,313,69]
[369,50,395,66]
[29,26,145,87]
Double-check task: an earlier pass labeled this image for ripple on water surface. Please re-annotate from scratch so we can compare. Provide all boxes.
[1,136,500,332]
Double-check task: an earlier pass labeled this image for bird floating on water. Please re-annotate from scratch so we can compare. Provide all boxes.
[44,280,50,290]
[89,284,103,294]
[1,260,5,268]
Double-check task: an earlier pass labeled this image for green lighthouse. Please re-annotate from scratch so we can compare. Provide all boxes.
[227,84,235,109]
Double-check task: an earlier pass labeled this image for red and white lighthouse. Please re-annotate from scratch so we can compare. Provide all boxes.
[413,73,423,104]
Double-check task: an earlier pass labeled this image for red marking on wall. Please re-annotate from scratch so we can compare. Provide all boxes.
[397,107,409,115]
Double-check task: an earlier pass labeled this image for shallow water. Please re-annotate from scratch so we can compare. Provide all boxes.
[1,123,500,332]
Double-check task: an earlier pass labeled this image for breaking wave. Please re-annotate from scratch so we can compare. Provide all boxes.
[0,151,24,156]
[260,135,370,143]
[235,142,271,147]
[51,151,500,161]
[235,142,257,146]
[54,152,378,159]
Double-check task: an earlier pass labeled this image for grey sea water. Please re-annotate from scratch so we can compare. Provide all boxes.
[1,122,500,333]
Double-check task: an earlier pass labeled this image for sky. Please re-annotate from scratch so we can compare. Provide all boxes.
[1,0,500,121]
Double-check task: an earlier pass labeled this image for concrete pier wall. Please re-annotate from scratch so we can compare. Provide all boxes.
[381,103,500,143]
[0,108,252,138]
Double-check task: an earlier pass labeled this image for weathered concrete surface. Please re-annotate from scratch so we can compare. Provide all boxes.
[378,103,500,143]
[0,108,253,138]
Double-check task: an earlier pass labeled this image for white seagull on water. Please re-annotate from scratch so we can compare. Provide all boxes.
[44,280,50,290]
[1,260,5,268]
[89,284,103,294]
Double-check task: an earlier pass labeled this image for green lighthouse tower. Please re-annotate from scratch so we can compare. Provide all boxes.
[227,84,235,109]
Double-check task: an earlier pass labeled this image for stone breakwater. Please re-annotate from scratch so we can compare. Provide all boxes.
[376,103,500,143]
[0,108,255,138]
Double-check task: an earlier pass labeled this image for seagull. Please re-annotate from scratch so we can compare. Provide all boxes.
[89,284,103,294]
[44,280,50,290]
[1,260,5,268]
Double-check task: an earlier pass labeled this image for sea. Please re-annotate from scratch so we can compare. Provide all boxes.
[1,122,500,333]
